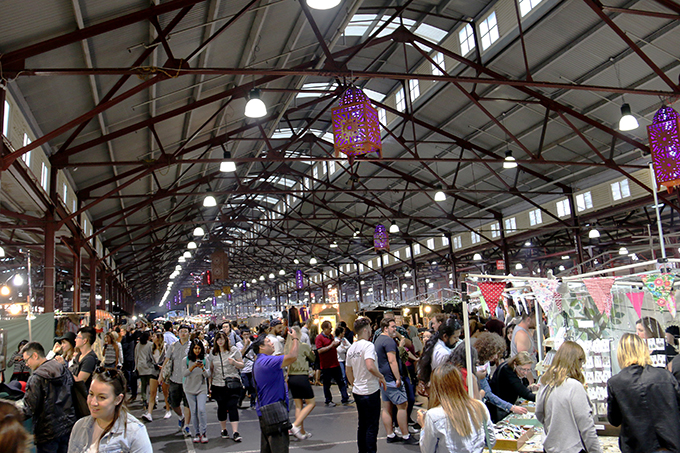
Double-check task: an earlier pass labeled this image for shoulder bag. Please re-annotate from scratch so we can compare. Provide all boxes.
[253,360,291,436]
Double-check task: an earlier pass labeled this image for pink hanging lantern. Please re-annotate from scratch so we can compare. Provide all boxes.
[332,87,383,164]
[648,105,680,192]
[374,224,389,252]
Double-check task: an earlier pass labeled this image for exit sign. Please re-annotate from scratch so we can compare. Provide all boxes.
[496,260,505,270]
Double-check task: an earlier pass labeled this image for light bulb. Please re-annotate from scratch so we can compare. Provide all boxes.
[203,195,217,207]
[503,150,517,169]
[0,285,9,296]
[389,223,400,233]
[245,89,267,118]
[306,0,341,9]
[294,259,299,264]
[13,274,23,286]
[193,227,205,236]
[187,241,197,249]
[619,103,638,131]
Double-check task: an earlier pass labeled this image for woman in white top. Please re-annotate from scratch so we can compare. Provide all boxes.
[335,326,351,386]
[68,367,152,453]
[208,331,244,442]
[418,363,496,453]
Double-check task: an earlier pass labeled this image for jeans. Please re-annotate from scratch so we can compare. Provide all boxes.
[36,432,71,453]
[139,375,150,403]
[123,361,137,398]
[321,366,349,403]
[338,361,347,386]
[403,374,416,423]
[354,390,381,453]
[240,372,257,407]
[186,392,207,435]
[259,416,290,453]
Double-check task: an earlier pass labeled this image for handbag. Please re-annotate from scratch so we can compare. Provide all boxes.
[220,351,243,390]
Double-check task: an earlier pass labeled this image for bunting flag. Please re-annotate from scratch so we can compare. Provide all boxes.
[530,280,561,313]
[625,292,645,319]
[641,274,676,316]
[478,281,506,316]
[583,278,616,316]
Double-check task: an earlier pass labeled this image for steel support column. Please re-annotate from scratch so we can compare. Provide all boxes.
[410,242,419,298]
[89,257,97,326]
[44,215,56,313]
[356,266,364,307]
[72,241,82,312]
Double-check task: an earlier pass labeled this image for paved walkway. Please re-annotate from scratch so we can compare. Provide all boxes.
[137,385,422,453]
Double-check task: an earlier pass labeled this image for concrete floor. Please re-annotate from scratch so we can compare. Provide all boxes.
[137,385,422,453]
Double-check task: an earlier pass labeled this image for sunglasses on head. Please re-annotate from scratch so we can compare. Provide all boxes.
[95,366,122,379]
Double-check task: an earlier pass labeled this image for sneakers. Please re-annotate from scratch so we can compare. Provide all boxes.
[290,425,306,440]
[141,412,153,422]
[192,435,200,443]
[386,435,403,443]
[341,398,354,405]
[394,427,402,436]
[183,426,191,437]
[232,432,242,442]
[324,401,336,407]
[304,432,313,439]
[408,425,421,434]
[164,411,172,419]
[178,417,185,430]
[201,433,208,443]
[403,435,419,445]
[221,429,229,439]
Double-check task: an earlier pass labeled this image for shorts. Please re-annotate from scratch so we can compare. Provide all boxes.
[381,381,408,405]
[288,374,315,400]
[168,381,189,408]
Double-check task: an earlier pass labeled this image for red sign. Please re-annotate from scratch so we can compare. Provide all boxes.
[496,260,505,270]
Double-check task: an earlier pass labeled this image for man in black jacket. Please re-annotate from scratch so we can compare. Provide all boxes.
[121,324,141,401]
[18,341,76,453]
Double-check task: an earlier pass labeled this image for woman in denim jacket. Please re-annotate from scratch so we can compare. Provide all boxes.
[68,367,152,453]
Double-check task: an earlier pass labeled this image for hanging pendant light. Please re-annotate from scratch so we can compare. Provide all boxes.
[187,241,197,249]
[434,186,446,202]
[389,222,400,233]
[269,273,275,279]
[330,241,338,248]
[13,274,23,286]
[309,257,318,265]
[618,247,629,255]
[588,228,600,239]
[306,0,341,10]
[245,89,267,118]
[203,195,217,207]
[220,150,236,172]
[473,253,483,261]
[503,150,517,169]
[619,103,638,131]
[279,269,285,275]
[193,227,205,236]
[515,263,523,270]
[183,251,191,258]
[0,246,5,258]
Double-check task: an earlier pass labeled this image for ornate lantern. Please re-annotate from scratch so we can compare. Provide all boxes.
[648,105,680,192]
[332,86,383,164]
[374,224,389,252]
[296,270,304,289]
[242,280,247,292]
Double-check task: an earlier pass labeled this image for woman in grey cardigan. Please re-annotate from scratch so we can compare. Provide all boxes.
[134,331,155,408]
[536,341,602,453]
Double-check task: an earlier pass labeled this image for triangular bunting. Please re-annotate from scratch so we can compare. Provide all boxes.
[641,274,676,315]
[583,278,616,316]
[625,292,645,319]
[478,281,506,316]
[530,280,561,313]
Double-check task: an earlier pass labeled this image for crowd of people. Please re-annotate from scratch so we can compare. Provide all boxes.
[0,306,679,453]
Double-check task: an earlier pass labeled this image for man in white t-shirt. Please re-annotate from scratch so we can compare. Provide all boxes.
[267,319,285,355]
[346,317,387,453]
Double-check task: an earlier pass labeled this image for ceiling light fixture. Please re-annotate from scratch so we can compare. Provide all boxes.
[245,89,267,118]
[220,150,236,172]
[269,273,275,279]
[306,0,341,10]
[503,150,517,169]
[558,265,565,271]
[434,186,446,202]
[309,257,318,265]
[619,246,629,255]
[589,228,600,239]
[330,241,338,248]
[515,263,523,270]
[259,275,265,281]
[13,274,23,286]
[619,103,639,131]
[187,241,197,249]
[389,222,400,233]
[279,269,285,275]
[0,246,4,258]
[193,227,205,236]
[183,251,191,258]
[473,253,483,261]
[203,195,217,207]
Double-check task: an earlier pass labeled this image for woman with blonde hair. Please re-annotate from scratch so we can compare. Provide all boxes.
[607,333,680,453]
[284,326,316,440]
[417,362,495,453]
[536,341,601,453]
[488,351,537,422]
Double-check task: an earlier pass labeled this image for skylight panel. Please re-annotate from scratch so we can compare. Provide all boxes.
[415,23,448,43]
[363,88,386,102]
[297,82,338,99]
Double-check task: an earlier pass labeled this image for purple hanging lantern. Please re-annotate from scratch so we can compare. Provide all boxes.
[296,270,304,289]
[648,105,680,191]
[332,87,383,164]
[374,224,389,252]
[242,280,247,292]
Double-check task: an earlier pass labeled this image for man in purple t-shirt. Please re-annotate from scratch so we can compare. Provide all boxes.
[253,329,300,453]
